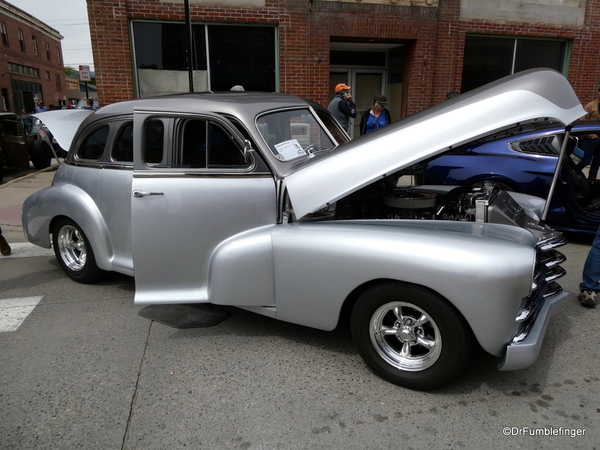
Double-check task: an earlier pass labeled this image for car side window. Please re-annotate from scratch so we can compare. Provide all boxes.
[143,119,165,165]
[77,125,109,160]
[112,122,134,162]
[176,119,246,169]
[180,119,207,168]
[207,122,246,167]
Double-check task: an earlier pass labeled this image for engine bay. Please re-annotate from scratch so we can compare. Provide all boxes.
[301,177,552,237]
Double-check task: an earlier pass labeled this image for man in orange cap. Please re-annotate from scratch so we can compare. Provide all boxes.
[328,83,357,132]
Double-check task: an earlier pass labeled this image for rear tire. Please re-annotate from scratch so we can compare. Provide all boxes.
[351,283,472,390]
[29,139,53,169]
[53,218,104,283]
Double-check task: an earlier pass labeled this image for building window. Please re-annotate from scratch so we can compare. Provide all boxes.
[46,42,51,60]
[131,21,276,97]
[461,36,568,93]
[56,47,61,65]
[207,25,276,92]
[8,62,39,78]
[1,22,8,46]
[32,35,38,55]
[55,73,61,91]
[18,30,25,52]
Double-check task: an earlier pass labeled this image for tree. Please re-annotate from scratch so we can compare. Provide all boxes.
[64,66,79,78]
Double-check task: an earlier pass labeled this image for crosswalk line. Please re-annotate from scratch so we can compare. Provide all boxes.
[0,296,43,332]
[0,242,54,259]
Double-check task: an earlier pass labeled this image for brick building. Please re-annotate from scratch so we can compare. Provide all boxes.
[0,0,66,114]
[87,0,600,137]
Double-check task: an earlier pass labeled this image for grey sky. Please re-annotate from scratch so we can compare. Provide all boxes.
[8,0,94,71]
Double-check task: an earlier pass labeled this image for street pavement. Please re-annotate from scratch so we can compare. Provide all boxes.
[0,168,599,449]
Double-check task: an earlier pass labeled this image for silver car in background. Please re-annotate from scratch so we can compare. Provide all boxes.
[23,69,584,390]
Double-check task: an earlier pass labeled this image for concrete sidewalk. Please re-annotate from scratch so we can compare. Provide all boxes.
[0,166,56,244]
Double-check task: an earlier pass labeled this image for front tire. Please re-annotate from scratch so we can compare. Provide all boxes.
[29,139,53,169]
[52,218,104,283]
[351,283,472,390]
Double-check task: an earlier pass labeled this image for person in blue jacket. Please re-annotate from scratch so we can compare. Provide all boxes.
[359,95,392,135]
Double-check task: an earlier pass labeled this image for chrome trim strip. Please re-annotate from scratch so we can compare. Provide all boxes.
[132,172,273,179]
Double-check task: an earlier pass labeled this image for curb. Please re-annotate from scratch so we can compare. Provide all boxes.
[0,164,58,190]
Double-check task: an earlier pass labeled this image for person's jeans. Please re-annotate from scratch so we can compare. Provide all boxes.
[576,137,600,179]
[580,226,600,291]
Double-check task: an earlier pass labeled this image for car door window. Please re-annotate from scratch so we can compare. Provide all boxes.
[143,119,165,166]
[112,122,134,162]
[77,125,109,160]
[207,122,246,167]
[177,118,247,169]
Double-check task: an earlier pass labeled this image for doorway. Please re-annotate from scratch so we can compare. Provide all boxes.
[329,43,406,138]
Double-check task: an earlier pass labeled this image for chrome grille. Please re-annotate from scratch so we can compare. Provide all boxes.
[512,234,567,343]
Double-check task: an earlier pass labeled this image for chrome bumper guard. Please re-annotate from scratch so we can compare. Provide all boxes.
[514,234,567,342]
[498,233,569,371]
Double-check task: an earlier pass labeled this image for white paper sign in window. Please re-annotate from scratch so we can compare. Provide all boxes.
[274,139,307,161]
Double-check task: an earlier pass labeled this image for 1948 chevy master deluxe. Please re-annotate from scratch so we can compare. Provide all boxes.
[23,69,584,389]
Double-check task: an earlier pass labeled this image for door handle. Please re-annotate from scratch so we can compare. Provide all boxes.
[132,190,164,198]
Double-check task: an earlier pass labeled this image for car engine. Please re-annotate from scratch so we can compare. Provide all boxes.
[322,179,551,237]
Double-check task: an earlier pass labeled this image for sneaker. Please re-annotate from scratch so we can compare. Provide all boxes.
[578,289,597,308]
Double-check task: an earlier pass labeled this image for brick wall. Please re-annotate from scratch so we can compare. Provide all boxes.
[0,2,65,111]
[88,0,600,115]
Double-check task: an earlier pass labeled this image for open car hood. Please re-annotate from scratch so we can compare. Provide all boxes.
[31,109,94,152]
[285,69,585,219]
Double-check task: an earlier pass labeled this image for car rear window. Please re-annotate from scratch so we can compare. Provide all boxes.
[77,125,109,160]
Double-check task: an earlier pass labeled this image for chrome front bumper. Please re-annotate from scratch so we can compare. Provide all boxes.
[497,289,569,371]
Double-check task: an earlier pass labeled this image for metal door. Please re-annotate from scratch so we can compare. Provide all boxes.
[130,111,276,305]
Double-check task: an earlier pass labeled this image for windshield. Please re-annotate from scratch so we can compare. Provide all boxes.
[257,108,347,162]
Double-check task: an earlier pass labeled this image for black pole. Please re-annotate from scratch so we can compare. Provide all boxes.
[184,0,194,93]
[540,125,572,226]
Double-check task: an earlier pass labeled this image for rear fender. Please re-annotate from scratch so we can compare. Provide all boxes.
[23,183,114,271]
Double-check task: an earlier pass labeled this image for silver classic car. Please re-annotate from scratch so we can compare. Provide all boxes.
[22,69,584,390]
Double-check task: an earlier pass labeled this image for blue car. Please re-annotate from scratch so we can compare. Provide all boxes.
[422,120,600,234]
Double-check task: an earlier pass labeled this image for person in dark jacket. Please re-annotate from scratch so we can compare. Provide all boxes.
[359,95,392,135]
[328,83,357,132]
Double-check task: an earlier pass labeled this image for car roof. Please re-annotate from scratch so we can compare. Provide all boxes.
[85,92,318,124]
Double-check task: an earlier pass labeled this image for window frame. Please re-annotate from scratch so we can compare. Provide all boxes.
[461,35,570,93]
[1,22,8,46]
[32,35,38,56]
[134,111,261,174]
[18,29,25,52]
[130,20,278,98]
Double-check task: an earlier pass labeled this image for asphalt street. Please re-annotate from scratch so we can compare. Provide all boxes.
[0,167,599,449]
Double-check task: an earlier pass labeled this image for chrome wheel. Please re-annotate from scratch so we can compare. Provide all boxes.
[351,283,472,390]
[370,301,442,372]
[57,224,88,271]
[52,218,103,283]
